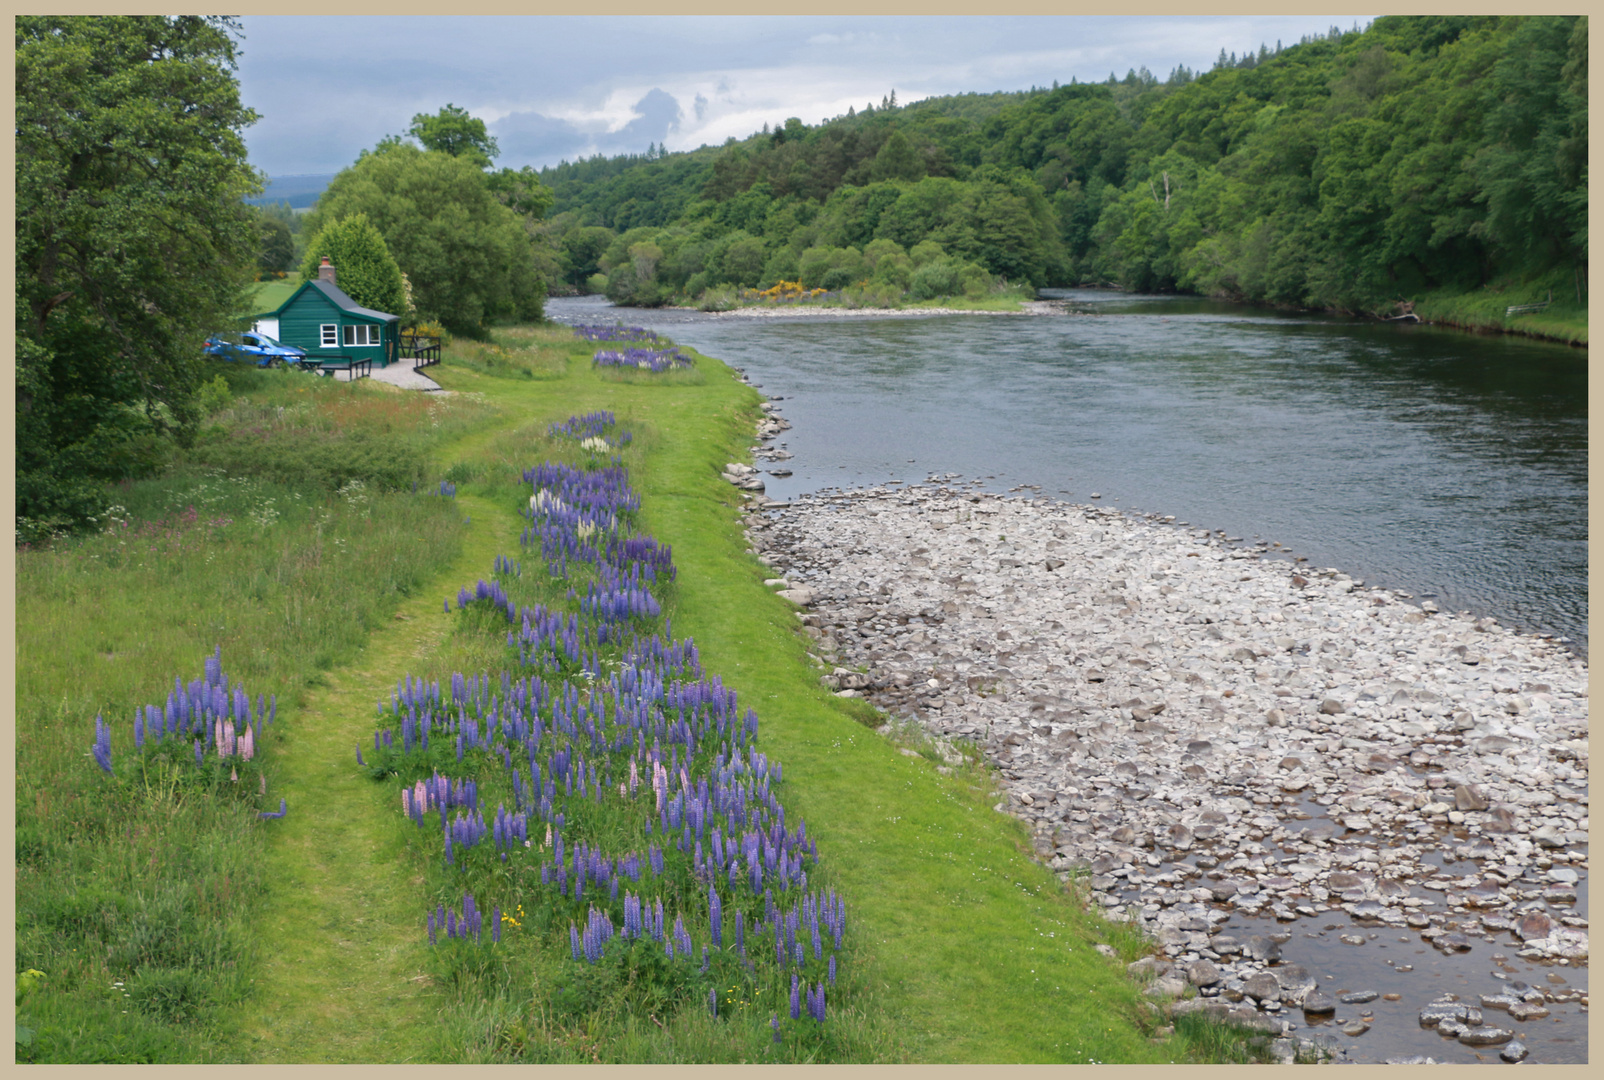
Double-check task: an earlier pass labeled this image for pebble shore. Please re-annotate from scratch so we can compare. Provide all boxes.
[732,449,1588,1059]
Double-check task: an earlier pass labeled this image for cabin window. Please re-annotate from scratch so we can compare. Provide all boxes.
[342,324,381,347]
[320,324,338,347]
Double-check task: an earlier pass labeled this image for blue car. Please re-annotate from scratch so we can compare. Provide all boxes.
[204,331,307,367]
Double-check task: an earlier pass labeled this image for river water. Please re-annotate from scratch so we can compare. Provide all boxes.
[549,291,1587,655]
[547,293,1588,1063]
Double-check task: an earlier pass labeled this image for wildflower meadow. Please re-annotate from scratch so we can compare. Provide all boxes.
[356,412,867,1060]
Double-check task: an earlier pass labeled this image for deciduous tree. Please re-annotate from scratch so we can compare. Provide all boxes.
[15,15,260,538]
[305,143,543,336]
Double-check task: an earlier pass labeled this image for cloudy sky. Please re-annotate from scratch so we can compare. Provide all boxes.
[236,15,1373,177]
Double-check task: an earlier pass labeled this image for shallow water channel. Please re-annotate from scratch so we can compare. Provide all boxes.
[548,293,1588,1062]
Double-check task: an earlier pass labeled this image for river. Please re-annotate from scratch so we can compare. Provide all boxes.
[548,291,1587,656]
[547,293,1588,1063]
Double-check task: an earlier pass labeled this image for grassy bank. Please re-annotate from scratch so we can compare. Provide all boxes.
[14,370,497,1060]
[17,326,1264,1063]
[1409,269,1588,346]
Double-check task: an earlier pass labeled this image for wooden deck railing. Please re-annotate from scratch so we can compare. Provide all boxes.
[400,333,442,369]
[295,353,371,379]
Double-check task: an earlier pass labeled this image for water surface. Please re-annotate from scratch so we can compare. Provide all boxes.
[550,292,1588,653]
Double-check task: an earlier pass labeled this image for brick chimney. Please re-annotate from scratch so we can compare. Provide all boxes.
[317,256,336,287]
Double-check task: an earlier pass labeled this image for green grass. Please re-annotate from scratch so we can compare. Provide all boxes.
[17,323,1254,1063]
[1410,268,1588,346]
[13,376,491,1061]
[248,273,303,316]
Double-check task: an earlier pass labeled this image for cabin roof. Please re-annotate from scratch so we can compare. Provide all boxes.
[271,279,399,323]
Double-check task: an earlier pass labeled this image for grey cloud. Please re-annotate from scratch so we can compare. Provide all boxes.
[492,89,682,166]
[612,88,681,146]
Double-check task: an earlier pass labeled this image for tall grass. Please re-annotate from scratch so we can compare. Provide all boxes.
[1411,268,1588,346]
[14,373,493,1062]
[443,325,574,381]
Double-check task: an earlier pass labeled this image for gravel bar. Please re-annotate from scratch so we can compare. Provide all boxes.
[736,474,1588,1059]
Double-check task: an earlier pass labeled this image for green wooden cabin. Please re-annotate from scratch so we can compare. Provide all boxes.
[254,259,401,367]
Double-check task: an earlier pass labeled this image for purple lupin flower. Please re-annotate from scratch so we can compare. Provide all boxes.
[708,987,718,1016]
[828,954,836,984]
[492,906,501,944]
[709,883,722,947]
[570,923,581,960]
[789,973,801,1020]
[91,715,113,773]
[771,1012,781,1043]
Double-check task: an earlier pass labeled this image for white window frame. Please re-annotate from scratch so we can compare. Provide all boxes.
[320,323,338,347]
[342,324,380,347]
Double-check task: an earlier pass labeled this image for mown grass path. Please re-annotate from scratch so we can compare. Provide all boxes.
[239,486,518,1061]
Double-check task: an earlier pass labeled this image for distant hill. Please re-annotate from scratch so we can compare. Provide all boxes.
[247,174,336,208]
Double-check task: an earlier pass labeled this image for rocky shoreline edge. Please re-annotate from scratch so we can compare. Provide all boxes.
[722,383,1587,1064]
[664,300,1058,319]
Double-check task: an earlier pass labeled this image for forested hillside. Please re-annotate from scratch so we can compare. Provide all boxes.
[533,16,1586,320]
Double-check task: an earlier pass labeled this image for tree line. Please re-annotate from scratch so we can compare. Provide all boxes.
[533,16,1586,314]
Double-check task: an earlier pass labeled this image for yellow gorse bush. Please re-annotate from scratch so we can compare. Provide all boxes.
[747,279,828,304]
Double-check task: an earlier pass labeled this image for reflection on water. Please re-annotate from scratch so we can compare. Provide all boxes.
[549,293,1587,651]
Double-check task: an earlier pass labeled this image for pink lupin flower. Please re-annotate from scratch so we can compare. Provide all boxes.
[223,719,236,757]
[238,725,254,761]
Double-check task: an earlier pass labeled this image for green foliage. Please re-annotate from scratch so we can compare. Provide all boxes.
[306,143,544,336]
[299,212,409,317]
[408,103,499,168]
[15,15,262,538]
[529,16,1583,325]
[195,375,233,416]
[255,212,296,273]
[484,165,556,220]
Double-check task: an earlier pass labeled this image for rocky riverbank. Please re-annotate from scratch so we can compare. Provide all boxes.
[730,461,1588,1062]
[691,301,1052,318]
